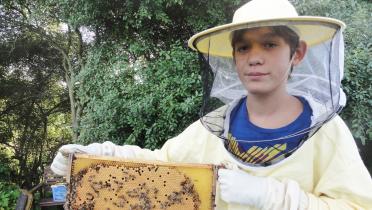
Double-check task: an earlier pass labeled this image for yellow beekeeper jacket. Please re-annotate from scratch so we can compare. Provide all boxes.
[125,114,372,209]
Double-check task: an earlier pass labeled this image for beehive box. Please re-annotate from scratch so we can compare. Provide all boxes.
[66,154,217,210]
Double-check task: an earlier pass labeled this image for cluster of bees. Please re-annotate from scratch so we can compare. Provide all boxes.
[66,162,201,210]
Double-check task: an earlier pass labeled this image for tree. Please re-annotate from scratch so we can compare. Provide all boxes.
[0,4,71,188]
[2,0,90,141]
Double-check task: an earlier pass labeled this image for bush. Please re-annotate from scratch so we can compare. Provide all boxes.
[0,182,20,210]
[76,42,202,149]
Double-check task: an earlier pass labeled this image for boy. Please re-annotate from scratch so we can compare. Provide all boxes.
[52,0,372,209]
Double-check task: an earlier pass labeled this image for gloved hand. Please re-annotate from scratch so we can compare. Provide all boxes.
[51,141,136,176]
[218,168,269,208]
[218,167,307,210]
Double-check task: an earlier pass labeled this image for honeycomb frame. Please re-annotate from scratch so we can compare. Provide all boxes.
[66,154,217,210]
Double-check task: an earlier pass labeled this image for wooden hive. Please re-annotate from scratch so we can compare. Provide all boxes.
[66,154,217,210]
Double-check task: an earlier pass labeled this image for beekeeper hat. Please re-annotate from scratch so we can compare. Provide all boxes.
[188,0,345,57]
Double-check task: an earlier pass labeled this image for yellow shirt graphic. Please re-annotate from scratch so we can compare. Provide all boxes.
[226,133,287,164]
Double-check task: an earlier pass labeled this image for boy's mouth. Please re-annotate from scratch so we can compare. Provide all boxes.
[247,72,270,76]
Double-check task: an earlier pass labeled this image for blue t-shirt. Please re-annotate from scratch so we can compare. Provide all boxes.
[226,96,312,165]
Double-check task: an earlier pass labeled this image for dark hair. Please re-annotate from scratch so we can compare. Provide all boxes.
[231,26,299,58]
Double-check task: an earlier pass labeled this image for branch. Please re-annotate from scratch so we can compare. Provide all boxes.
[0,141,13,148]
[74,27,85,70]
[45,98,69,116]
[0,92,45,116]
[22,24,72,77]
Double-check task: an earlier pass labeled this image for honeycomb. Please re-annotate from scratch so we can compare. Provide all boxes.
[66,154,216,210]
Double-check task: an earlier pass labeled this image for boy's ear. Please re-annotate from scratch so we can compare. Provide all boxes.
[292,41,307,66]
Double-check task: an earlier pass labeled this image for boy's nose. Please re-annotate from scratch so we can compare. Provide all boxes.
[247,46,264,66]
[249,59,263,66]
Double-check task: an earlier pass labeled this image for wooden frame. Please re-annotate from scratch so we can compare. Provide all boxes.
[66,154,217,210]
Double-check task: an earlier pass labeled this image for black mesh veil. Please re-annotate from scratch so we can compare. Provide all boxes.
[198,53,226,137]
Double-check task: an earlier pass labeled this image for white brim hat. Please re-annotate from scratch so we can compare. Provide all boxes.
[188,0,346,58]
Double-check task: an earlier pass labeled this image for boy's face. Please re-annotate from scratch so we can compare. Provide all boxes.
[233,27,305,96]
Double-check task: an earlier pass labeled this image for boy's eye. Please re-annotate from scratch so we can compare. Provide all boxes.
[264,42,277,48]
[236,45,250,52]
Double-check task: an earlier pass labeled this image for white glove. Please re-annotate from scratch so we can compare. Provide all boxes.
[218,168,268,208]
[218,167,307,210]
[51,141,136,176]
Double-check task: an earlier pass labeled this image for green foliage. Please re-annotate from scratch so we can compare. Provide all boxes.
[0,182,20,210]
[0,146,18,182]
[291,0,372,144]
[69,0,242,148]
[343,43,372,144]
[339,1,371,144]
[76,42,202,148]
[49,0,241,55]
[0,4,72,188]
[122,44,202,148]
